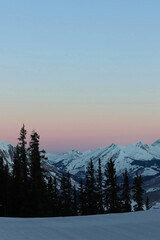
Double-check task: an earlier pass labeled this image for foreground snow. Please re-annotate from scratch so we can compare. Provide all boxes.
[0,210,159,240]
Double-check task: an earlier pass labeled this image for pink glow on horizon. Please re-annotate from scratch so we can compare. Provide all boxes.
[0,102,159,153]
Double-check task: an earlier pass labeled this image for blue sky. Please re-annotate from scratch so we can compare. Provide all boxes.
[0,1,160,152]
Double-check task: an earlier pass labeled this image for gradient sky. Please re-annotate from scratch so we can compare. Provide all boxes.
[0,0,160,153]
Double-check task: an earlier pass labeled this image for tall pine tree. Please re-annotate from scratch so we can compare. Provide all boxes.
[18,124,29,216]
[132,173,145,211]
[121,169,131,212]
[78,179,86,215]
[96,159,104,214]
[104,159,121,213]
[85,159,97,215]
[28,130,47,216]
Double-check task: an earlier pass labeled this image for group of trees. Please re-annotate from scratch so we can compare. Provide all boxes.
[0,126,149,217]
[78,158,147,216]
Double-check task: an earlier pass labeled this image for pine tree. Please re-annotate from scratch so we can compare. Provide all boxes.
[60,173,67,216]
[78,179,86,215]
[28,130,47,216]
[104,159,121,213]
[18,124,29,216]
[132,173,145,211]
[85,159,97,215]
[72,185,78,216]
[18,124,28,188]
[52,176,58,217]
[121,169,131,212]
[12,145,22,216]
[96,159,104,214]
[66,172,73,216]
[47,176,54,216]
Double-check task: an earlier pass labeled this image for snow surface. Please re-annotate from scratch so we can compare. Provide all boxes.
[0,210,159,240]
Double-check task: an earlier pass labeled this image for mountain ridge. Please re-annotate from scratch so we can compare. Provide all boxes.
[0,140,160,207]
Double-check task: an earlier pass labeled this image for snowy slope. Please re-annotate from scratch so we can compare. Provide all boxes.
[0,210,159,240]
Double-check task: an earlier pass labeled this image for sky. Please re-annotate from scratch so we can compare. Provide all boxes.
[0,0,160,153]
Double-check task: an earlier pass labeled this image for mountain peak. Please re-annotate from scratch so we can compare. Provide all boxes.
[0,142,12,149]
[152,139,160,147]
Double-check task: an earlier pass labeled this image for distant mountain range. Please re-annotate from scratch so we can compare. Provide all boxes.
[1,140,160,208]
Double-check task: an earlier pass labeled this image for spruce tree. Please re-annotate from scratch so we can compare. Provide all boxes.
[121,169,131,212]
[78,179,86,215]
[66,172,73,216]
[18,124,29,216]
[72,185,78,216]
[12,145,22,216]
[96,158,104,214]
[104,159,121,213]
[28,130,47,216]
[47,176,54,216]
[18,124,28,188]
[132,173,145,211]
[52,176,58,217]
[85,159,97,215]
[60,173,67,216]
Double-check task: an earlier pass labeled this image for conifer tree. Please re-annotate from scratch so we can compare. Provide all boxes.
[66,172,73,216]
[85,159,97,215]
[121,169,131,212]
[104,159,121,213]
[52,176,58,217]
[132,173,145,211]
[18,124,28,187]
[28,130,47,216]
[96,158,104,214]
[72,185,78,216]
[79,179,86,215]
[60,173,67,216]
[47,176,54,216]
[12,145,22,216]
[18,124,29,216]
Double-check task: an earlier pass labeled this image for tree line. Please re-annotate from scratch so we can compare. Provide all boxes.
[0,125,149,217]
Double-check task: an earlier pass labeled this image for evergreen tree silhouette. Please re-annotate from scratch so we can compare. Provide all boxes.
[132,173,145,211]
[121,169,131,212]
[78,179,86,215]
[60,173,67,216]
[96,158,104,214]
[18,124,29,216]
[104,159,121,213]
[72,185,78,216]
[12,145,22,216]
[28,130,47,216]
[85,159,98,215]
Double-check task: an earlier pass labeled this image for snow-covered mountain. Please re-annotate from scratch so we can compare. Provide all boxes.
[46,140,160,206]
[46,140,160,180]
[0,142,15,164]
[0,140,160,206]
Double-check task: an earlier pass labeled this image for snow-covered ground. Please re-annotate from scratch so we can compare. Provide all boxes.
[0,210,159,240]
